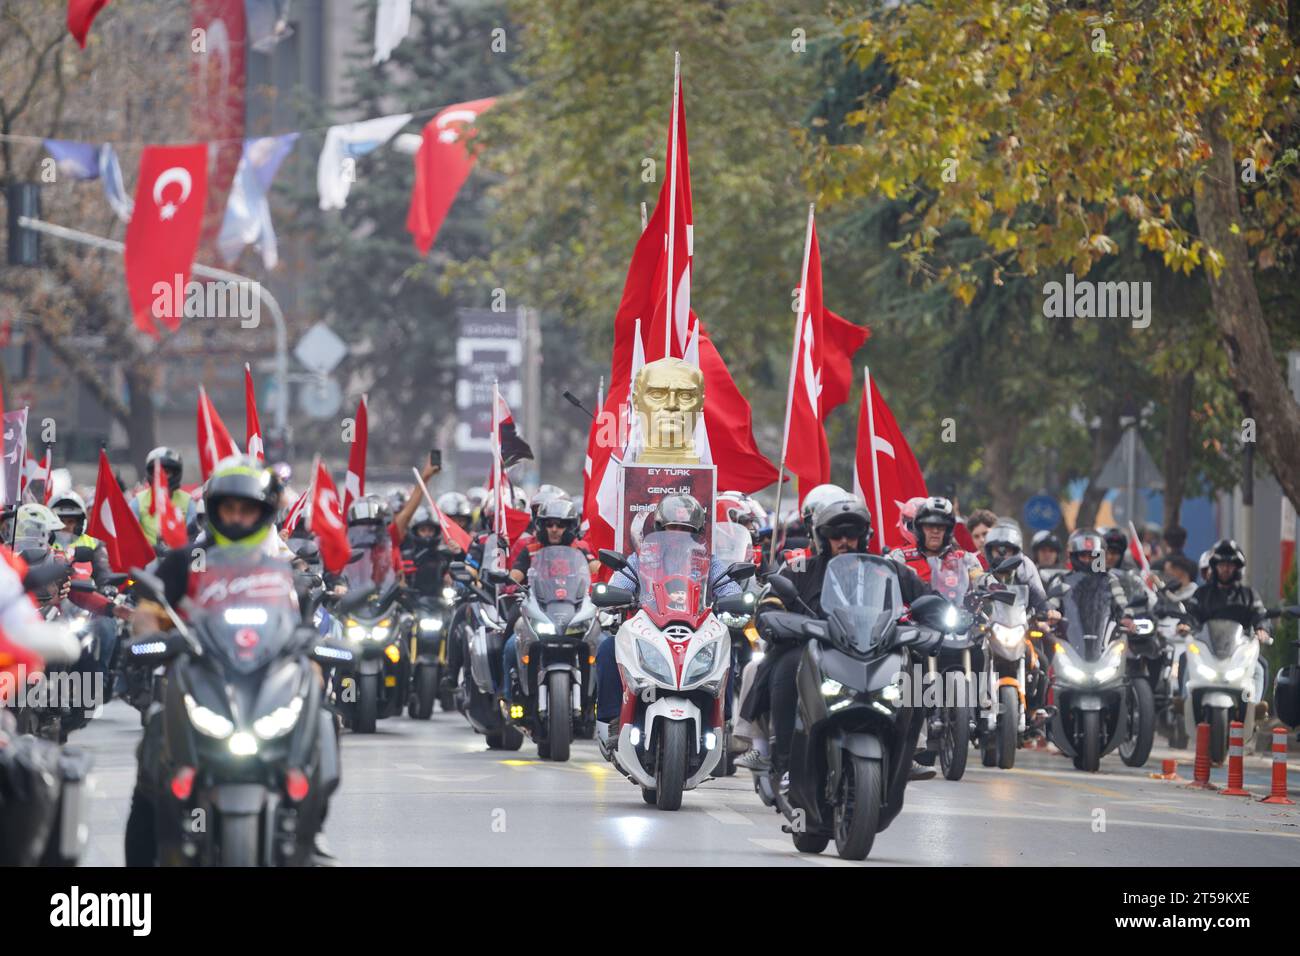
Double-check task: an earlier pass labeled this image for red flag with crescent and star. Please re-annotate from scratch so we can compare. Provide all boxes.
[124,144,209,338]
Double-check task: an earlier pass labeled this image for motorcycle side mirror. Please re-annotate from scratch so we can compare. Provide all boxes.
[335,583,377,615]
[763,573,800,607]
[125,630,186,666]
[723,562,756,582]
[802,620,829,641]
[105,573,129,588]
[994,555,1022,575]
[347,548,366,565]
[598,549,629,572]
[714,592,756,616]
[72,546,97,563]
[484,567,512,586]
[988,590,1018,605]
[591,583,635,607]
[68,579,96,593]
[448,562,475,583]
[127,568,169,606]
[22,561,72,591]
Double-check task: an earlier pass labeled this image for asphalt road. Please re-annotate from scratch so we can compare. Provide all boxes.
[76,701,1300,866]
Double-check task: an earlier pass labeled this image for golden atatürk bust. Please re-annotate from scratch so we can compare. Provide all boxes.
[632,357,705,465]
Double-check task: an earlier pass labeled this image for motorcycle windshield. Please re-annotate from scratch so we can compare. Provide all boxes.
[188,551,300,674]
[1205,619,1246,659]
[1062,573,1115,654]
[529,547,589,605]
[342,539,396,592]
[928,552,971,606]
[989,585,1029,628]
[712,521,752,566]
[820,554,904,656]
[637,531,711,627]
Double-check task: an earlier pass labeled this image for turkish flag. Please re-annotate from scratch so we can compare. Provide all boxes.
[310,460,351,575]
[151,461,188,549]
[190,0,246,249]
[196,386,239,481]
[244,364,264,462]
[124,144,208,338]
[282,486,309,532]
[852,369,928,554]
[342,395,367,518]
[822,310,870,413]
[782,214,830,504]
[87,450,154,573]
[67,0,110,48]
[583,73,776,559]
[406,97,495,255]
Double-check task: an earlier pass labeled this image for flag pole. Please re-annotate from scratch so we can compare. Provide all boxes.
[640,202,648,233]
[771,204,816,562]
[665,51,681,358]
[492,380,505,541]
[863,367,887,554]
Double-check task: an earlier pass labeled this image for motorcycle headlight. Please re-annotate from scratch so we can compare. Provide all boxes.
[184,694,234,739]
[718,611,750,629]
[369,624,391,641]
[419,617,443,634]
[992,623,1025,649]
[253,695,304,740]
[535,621,557,636]
[635,638,674,685]
[943,605,959,630]
[442,586,456,604]
[67,616,90,637]
[684,639,720,684]
[1052,642,1087,684]
[346,625,368,641]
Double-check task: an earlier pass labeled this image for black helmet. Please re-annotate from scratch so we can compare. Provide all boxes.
[913,496,956,550]
[812,497,872,555]
[653,494,706,535]
[204,455,280,543]
[536,497,580,543]
[1031,529,1061,553]
[410,505,439,533]
[983,522,1023,566]
[1067,528,1105,573]
[145,446,183,492]
[1207,538,1245,581]
[347,494,390,527]
[1101,526,1128,555]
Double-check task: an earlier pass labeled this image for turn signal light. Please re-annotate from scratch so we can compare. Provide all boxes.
[522,654,530,665]
[171,766,197,801]
[510,704,525,719]
[384,644,401,664]
[588,655,596,665]
[285,768,310,803]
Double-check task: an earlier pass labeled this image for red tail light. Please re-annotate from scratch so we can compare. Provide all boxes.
[171,766,197,801]
[285,768,310,802]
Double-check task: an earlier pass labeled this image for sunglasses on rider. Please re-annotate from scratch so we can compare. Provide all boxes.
[824,529,859,541]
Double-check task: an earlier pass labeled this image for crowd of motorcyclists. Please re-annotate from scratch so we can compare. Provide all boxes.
[1,435,1296,866]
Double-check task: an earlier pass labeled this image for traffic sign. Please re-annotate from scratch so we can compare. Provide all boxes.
[294,322,348,374]
[1024,494,1062,532]
[298,375,342,420]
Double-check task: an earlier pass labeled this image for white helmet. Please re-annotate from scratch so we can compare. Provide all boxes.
[800,484,849,526]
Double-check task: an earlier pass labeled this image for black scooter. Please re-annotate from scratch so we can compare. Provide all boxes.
[125,555,365,866]
[754,555,950,861]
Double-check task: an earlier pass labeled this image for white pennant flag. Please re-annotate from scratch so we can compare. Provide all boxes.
[317,113,412,211]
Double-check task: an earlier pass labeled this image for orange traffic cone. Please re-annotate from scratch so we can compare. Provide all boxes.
[1185,722,1218,790]
[1220,721,1251,796]
[1260,727,1295,805]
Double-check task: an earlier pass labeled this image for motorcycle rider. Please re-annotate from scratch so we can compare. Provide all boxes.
[966,509,998,553]
[1031,530,1063,571]
[1050,529,1135,656]
[979,522,1056,619]
[507,485,569,568]
[123,455,338,864]
[130,447,193,546]
[346,495,401,590]
[1174,539,1271,699]
[500,497,597,702]
[593,494,742,746]
[893,496,983,596]
[49,492,112,587]
[744,497,931,787]
[1101,526,1152,611]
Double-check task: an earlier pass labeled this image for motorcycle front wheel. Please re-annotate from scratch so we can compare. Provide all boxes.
[1078,710,1101,772]
[1119,679,1155,767]
[997,684,1019,769]
[940,704,970,780]
[547,671,572,762]
[833,753,882,860]
[655,720,688,811]
[1209,706,1230,764]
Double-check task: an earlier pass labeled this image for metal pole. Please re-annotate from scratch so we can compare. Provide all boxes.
[16,216,290,434]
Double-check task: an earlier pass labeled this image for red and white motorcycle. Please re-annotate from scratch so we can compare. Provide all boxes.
[592,530,755,810]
